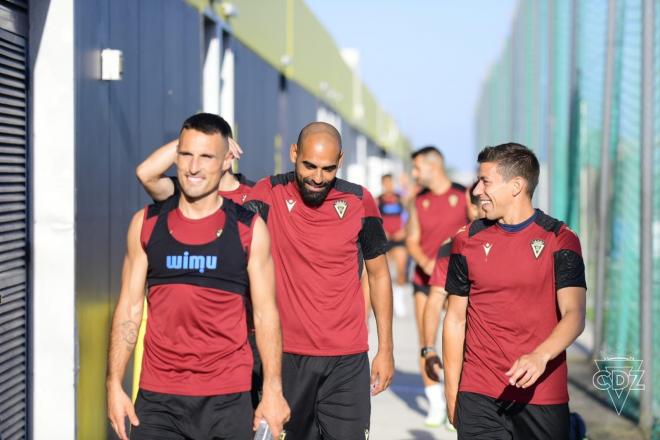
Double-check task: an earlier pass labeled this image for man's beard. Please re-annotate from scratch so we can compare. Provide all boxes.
[295,172,333,207]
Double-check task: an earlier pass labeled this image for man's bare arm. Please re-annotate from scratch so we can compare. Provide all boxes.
[405,204,433,275]
[248,217,289,437]
[422,285,447,381]
[442,294,468,425]
[106,210,148,439]
[135,139,178,201]
[366,254,394,395]
[423,286,447,348]
[506,287,586,388]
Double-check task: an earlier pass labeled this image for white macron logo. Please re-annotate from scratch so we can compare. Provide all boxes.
[483,243,492,256]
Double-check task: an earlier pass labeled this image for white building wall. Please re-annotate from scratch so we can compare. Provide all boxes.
[30,1,76,437]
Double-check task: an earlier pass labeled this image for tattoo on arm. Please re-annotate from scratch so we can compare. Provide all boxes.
[120,320,139,350]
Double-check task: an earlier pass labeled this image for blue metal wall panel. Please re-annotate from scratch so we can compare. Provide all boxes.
[75,1,202,437]
[232,37,278,180]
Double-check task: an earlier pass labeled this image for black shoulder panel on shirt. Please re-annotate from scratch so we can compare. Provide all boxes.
[236,173,256,187]
[468,218,497,237]
[445,254,470,296]
[451,182,467,191]
[224,198,256,227]
[534,211,564,236]
[436,240,453,258]
[359,217,389,259]
[269,172,294,187]
[554,249,587,290]
[243,200,270,223]
[334,178,363,198]
[417,187,431,197]
[235,204,256,227]
[146,193,179,219]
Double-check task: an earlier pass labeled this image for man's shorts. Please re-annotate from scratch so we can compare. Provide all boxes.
[456,391,569,440]
[131,389,252,439]
[282,352,371,440]
[412,265,431,295]
[387,239,406,248]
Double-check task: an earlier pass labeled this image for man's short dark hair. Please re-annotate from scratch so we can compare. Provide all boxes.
[477,143,540,197]
[181,113,233,140]
[411,145,444,161]
[381,173,393,181]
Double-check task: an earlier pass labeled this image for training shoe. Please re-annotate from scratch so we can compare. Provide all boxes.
[393,285,407,318]
[424,406,446,427]
[424,384,446,427]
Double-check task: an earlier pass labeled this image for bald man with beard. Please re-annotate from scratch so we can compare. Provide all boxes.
[244,122,394,439]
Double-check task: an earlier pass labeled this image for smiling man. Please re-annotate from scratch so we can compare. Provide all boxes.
[106,113,289,440]
[244,121,394,439]
[442,143,586,440]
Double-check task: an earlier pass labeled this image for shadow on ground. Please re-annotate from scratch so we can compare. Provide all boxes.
[388,368,427,417]
[406,429,438,439]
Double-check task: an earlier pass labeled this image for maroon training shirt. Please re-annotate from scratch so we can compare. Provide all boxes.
[445,211,586,404]
[412,183,468,286]
[244,173,389,356]
[219,173,254,205]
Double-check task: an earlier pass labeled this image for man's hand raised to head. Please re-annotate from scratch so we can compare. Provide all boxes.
[227,138,243,160]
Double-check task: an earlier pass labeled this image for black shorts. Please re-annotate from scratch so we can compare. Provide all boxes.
[248,331,263,409]
[388,239,405,248]
[282,352,371,440]
[456,391,569,440]
[412,282,431,295]
[131,389,252,439]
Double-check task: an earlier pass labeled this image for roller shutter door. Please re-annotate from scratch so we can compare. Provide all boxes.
[0,0,29,438]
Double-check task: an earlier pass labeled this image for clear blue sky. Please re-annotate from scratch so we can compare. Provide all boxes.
[305,0,518,173]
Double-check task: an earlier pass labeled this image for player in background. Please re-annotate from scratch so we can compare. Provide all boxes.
[378,173,409,317]
[406,146,469,426]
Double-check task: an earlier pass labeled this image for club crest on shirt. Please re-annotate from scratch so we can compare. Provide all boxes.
[483,242,492,256]
[422,199,430,209]
[286,199,296,212]
[334,200,348,219]
[531,239,545,259]
[449,194,458,207]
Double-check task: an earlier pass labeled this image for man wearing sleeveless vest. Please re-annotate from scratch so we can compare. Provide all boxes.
[135,124,266,411]
[106,114,289,440]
